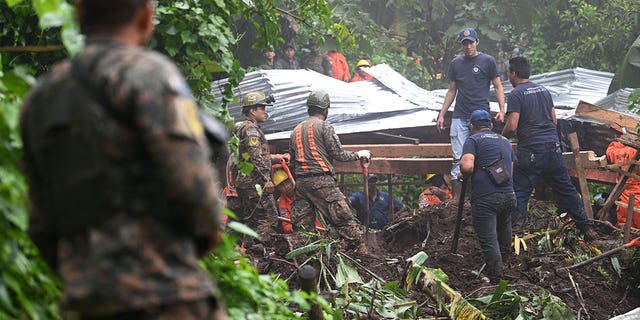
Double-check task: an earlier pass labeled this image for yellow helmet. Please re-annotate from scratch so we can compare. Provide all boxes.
[356,59,371,67]
[272,169,289,186]
[426,173,436,181]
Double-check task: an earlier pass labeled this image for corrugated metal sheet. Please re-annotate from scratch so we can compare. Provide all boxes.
[499,67,614,112]
[212,65,614,141]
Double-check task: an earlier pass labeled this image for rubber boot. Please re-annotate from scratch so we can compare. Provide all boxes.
[451,179,462,202]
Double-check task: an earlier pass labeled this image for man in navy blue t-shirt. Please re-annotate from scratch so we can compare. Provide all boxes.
[502,56,596,240]
[437,27,506,201]
[461,109,515,283]
[349,175,405,230]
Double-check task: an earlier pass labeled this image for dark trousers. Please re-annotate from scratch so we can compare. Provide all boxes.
[471,192,515,272]
[513,144,589,227]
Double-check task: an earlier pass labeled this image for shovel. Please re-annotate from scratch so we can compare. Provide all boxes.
[562,237,640,270]
[450,178,467,253]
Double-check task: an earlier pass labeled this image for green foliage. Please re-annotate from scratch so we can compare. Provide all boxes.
[528,0,640,73]
[0,38,61,320]
[471,286,575,320]
[200,234,332,319]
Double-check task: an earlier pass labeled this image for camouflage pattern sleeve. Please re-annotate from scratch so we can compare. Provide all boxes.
[20,83,59,268]
[321,121,358,162]
[116,51,222,239]
[239,123,271,183]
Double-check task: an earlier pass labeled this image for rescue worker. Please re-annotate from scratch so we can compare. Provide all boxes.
[289,90,372,253]
[301,38,333,76]
[502,56,597,239]
[348,174,406,229]
[351,59,374,82]
[461,110,515,283]
[273,168,296,233]
[418,174,453,209]
[20,0,227,318]
[326,47,351,82]
[232,91,289,240]
[606,140,640,229]
[273,168,325,233]
[274,44,300,69]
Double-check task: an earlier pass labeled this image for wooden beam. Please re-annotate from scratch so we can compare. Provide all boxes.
[334,158,452,174]
[567,168,617,184]
[575,100,640,133]
[569,132,593,219]
[343,144,455,157]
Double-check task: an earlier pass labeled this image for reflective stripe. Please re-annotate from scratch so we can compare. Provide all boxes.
[295,124,308,172]
[307,122,330,172]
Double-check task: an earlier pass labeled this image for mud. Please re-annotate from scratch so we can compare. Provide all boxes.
[250,199,640,319]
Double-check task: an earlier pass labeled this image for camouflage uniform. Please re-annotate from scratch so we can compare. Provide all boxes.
[289,116,363,250]
[20,38,225,318]
[301,52,333,76]
[233,118,276,237]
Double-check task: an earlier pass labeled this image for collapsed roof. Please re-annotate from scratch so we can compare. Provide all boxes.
[211,64,615,144]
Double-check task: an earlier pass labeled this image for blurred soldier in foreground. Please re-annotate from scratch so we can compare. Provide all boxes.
[231,91,289,243]
[20,0,226,318]
[289,90,371,254]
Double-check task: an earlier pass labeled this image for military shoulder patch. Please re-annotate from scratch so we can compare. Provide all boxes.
[248,131,260,146]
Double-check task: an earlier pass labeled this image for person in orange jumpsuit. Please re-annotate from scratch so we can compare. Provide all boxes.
[606,140,640,229]
[272,168,324,233]
[418,174,453,209]
[351,59,374,82]
[326,49,351,82]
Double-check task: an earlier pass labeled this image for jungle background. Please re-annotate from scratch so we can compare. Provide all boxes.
[1,0,639,319]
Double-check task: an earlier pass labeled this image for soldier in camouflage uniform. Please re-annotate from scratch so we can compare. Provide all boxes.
[289,90,371,253]
[20,0,226,319]
[232,91,289,241]
[301,38,333,76]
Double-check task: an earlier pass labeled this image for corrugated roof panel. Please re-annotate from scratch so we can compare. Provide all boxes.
[213,65,614,139]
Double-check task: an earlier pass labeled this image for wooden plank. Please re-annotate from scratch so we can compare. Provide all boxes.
[567,168,617,184]
[575,100,640,133]
[343,144,455,157]
[569,132,593,219]
[334,158,453,174]
[343,144,604,168]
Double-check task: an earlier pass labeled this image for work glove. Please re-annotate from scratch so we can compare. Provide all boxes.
[357,149,372,160]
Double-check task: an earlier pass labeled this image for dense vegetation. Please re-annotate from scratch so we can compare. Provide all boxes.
[1,0,639,318]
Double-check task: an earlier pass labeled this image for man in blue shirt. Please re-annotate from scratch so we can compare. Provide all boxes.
[502,56,597,240]
[349,175,405,230]
[461,109,515,283]
[437,27,506,201]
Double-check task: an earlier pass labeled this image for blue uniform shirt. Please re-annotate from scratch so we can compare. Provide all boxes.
[462,129,515,201]
[506,80,558,150]
[349,190,404,229]
[447,52,499,120]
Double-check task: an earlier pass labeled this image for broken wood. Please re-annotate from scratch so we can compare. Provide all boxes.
[575,100,640,133]
[625,194,635,243]
[569,132,593,219]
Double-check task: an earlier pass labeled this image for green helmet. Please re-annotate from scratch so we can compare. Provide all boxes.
[242,91,274,108]
[306,90,330,109]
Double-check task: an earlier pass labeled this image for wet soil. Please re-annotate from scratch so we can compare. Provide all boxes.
[250,199,640,319]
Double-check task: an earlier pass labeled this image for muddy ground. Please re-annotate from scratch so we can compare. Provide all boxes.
[251,198,640,319]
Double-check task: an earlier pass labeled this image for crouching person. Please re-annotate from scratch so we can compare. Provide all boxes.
[460,110,515,282]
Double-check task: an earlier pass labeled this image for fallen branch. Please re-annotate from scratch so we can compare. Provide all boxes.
[567,270,590,318]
